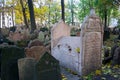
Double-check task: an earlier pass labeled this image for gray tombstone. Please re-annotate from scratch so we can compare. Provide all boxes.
[18,58,37,80]
[80,8,103,75]
[35,52,61,80]
[1,46,25,80]
[112,47,120,65]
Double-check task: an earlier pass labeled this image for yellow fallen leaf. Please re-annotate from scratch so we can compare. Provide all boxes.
[95,70,101,75]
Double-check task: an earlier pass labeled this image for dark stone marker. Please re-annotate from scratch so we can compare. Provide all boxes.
[112,47,120,65]
[36,52,61,80]
[18,58,37,80]
[1,46,25,80]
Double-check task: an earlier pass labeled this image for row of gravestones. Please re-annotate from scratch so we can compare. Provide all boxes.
[1,44,62,80]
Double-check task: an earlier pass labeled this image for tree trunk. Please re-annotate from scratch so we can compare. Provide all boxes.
[61,0,65,21]
[20,0,29,28]
[104,8,107,29]
[28,0,36,33]
[71,0,74,25]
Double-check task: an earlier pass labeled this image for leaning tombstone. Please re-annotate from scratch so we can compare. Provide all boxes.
[35,52,61,80]
[18,58,37,80]
[1,46,25,80]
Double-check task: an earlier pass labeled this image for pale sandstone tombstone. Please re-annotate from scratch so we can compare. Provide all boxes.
[18,58,37,80]
[25,46,47,61]
[80,9,103,75]
[51,20,70,48]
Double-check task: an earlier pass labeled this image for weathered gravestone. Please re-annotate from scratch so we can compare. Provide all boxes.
[36,52,61,80]
[18,58,37,80]
[1,46,25,80]
[8,31,24,41]
[38,31,45,42]
[51,20,82,74]
[112,47,120,65]
[28,39,44,48]
[51,9,103,75]
[51,20,70,48]
[25,46,47,61]
[80,9,103,75]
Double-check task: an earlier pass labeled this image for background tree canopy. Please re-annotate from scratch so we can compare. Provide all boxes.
[4,0,120,28]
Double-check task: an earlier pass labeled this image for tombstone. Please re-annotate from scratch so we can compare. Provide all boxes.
[51,20,70,48]
[18,58,37,80]
[28,39,44,48]
[38,31,45,42]
[52,37,81,73]
[102,49,112,64]
[8,31,24,42]
[1,46,25,80]
[1,28,9,37]
[112,47,120,65]
[35,52,61,80]
[51,9,103,75]
[111,44,119,59]
[25,46,47,61]
[80,9,103,75]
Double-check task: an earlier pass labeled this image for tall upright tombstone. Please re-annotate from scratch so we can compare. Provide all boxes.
[1,46,25,80]
[51,20,70,48]
[80,9,103,75]
[18,58,37,80]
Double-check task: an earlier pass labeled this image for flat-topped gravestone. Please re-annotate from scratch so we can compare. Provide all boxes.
[36,52,61,80]
[18,58,37,80]
[80,9,103,75]
[25,46,46,61]
[51,20,70,48]
[1,46,25,80]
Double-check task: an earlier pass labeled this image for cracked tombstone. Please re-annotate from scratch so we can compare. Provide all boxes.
[35,52,61,80]
[18,58,37,80]
[1,46,25,80]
